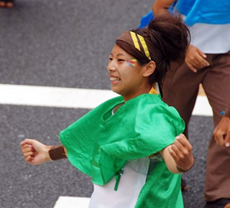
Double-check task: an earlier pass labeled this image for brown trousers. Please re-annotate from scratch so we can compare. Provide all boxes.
[162,51,230,201]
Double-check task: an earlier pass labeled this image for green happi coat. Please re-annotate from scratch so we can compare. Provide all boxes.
[60,93,185,208]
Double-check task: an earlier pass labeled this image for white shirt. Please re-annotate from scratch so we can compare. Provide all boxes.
[88,157,150,208]
[189,23,230,54]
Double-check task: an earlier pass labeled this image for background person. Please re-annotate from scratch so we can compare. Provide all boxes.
[152,0,230,208]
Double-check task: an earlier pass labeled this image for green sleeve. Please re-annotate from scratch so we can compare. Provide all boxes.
[59,96,123,177]
[100,103,185,160]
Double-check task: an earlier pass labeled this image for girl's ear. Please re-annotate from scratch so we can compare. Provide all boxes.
[143,61,156,77]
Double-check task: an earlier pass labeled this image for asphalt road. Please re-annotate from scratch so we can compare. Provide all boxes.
[0,1,213,208]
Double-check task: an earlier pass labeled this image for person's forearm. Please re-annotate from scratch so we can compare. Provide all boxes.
[160,147,182,174]
[152,0,176,17]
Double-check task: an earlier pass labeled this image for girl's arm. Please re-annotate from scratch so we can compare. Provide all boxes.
[21,139,67,165]
[160,134,194,173]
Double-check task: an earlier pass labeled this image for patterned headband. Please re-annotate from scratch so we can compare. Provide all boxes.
[116,31,152,61]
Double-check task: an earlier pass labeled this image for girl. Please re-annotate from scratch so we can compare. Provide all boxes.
[21,16,193,208]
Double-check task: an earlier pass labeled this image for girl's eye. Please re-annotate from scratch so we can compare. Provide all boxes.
[109,57,113,61]
[118,59,125,62]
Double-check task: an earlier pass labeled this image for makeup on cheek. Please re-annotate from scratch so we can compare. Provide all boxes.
[126,59,137,68]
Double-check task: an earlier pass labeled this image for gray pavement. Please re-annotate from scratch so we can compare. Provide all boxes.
[0,1,214,208]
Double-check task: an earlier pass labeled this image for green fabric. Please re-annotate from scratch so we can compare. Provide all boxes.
[135,161,183,208]
[59,93,185,208]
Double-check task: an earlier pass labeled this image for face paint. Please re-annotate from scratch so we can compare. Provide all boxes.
[126,59,137,68]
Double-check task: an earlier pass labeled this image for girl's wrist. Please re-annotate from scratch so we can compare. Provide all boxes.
[48,145,67,161]
[46,146,53,162]
[177,157,195,173]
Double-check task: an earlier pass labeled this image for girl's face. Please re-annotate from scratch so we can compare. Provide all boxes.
[107,44,150,101]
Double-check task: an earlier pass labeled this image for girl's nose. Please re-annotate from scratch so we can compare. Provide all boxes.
[107,61,116,72]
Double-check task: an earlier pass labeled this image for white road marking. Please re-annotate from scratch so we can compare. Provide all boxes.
[53,196,90,208]
[0,84,212,116]
[0,84,117,109]
[193,96,212,116]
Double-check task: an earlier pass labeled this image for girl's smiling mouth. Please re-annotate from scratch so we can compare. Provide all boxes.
[110,76,121,84]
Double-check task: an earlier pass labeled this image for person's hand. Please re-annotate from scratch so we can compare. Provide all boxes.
[214,117,230,147]
[21,139,52,165]
[185,45,209,73]
[169,134,194,172]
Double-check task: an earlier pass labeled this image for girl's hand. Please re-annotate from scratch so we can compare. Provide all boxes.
[169,134,194,172]
[20,139,52,165]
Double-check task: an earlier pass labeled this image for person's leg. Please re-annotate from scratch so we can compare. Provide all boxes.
[162,62,204,136]
[162,62,205,191]
[202,51,230,207]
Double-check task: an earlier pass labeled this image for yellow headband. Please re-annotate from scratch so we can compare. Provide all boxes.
[130,31,151,60]
[116,31,152,61]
